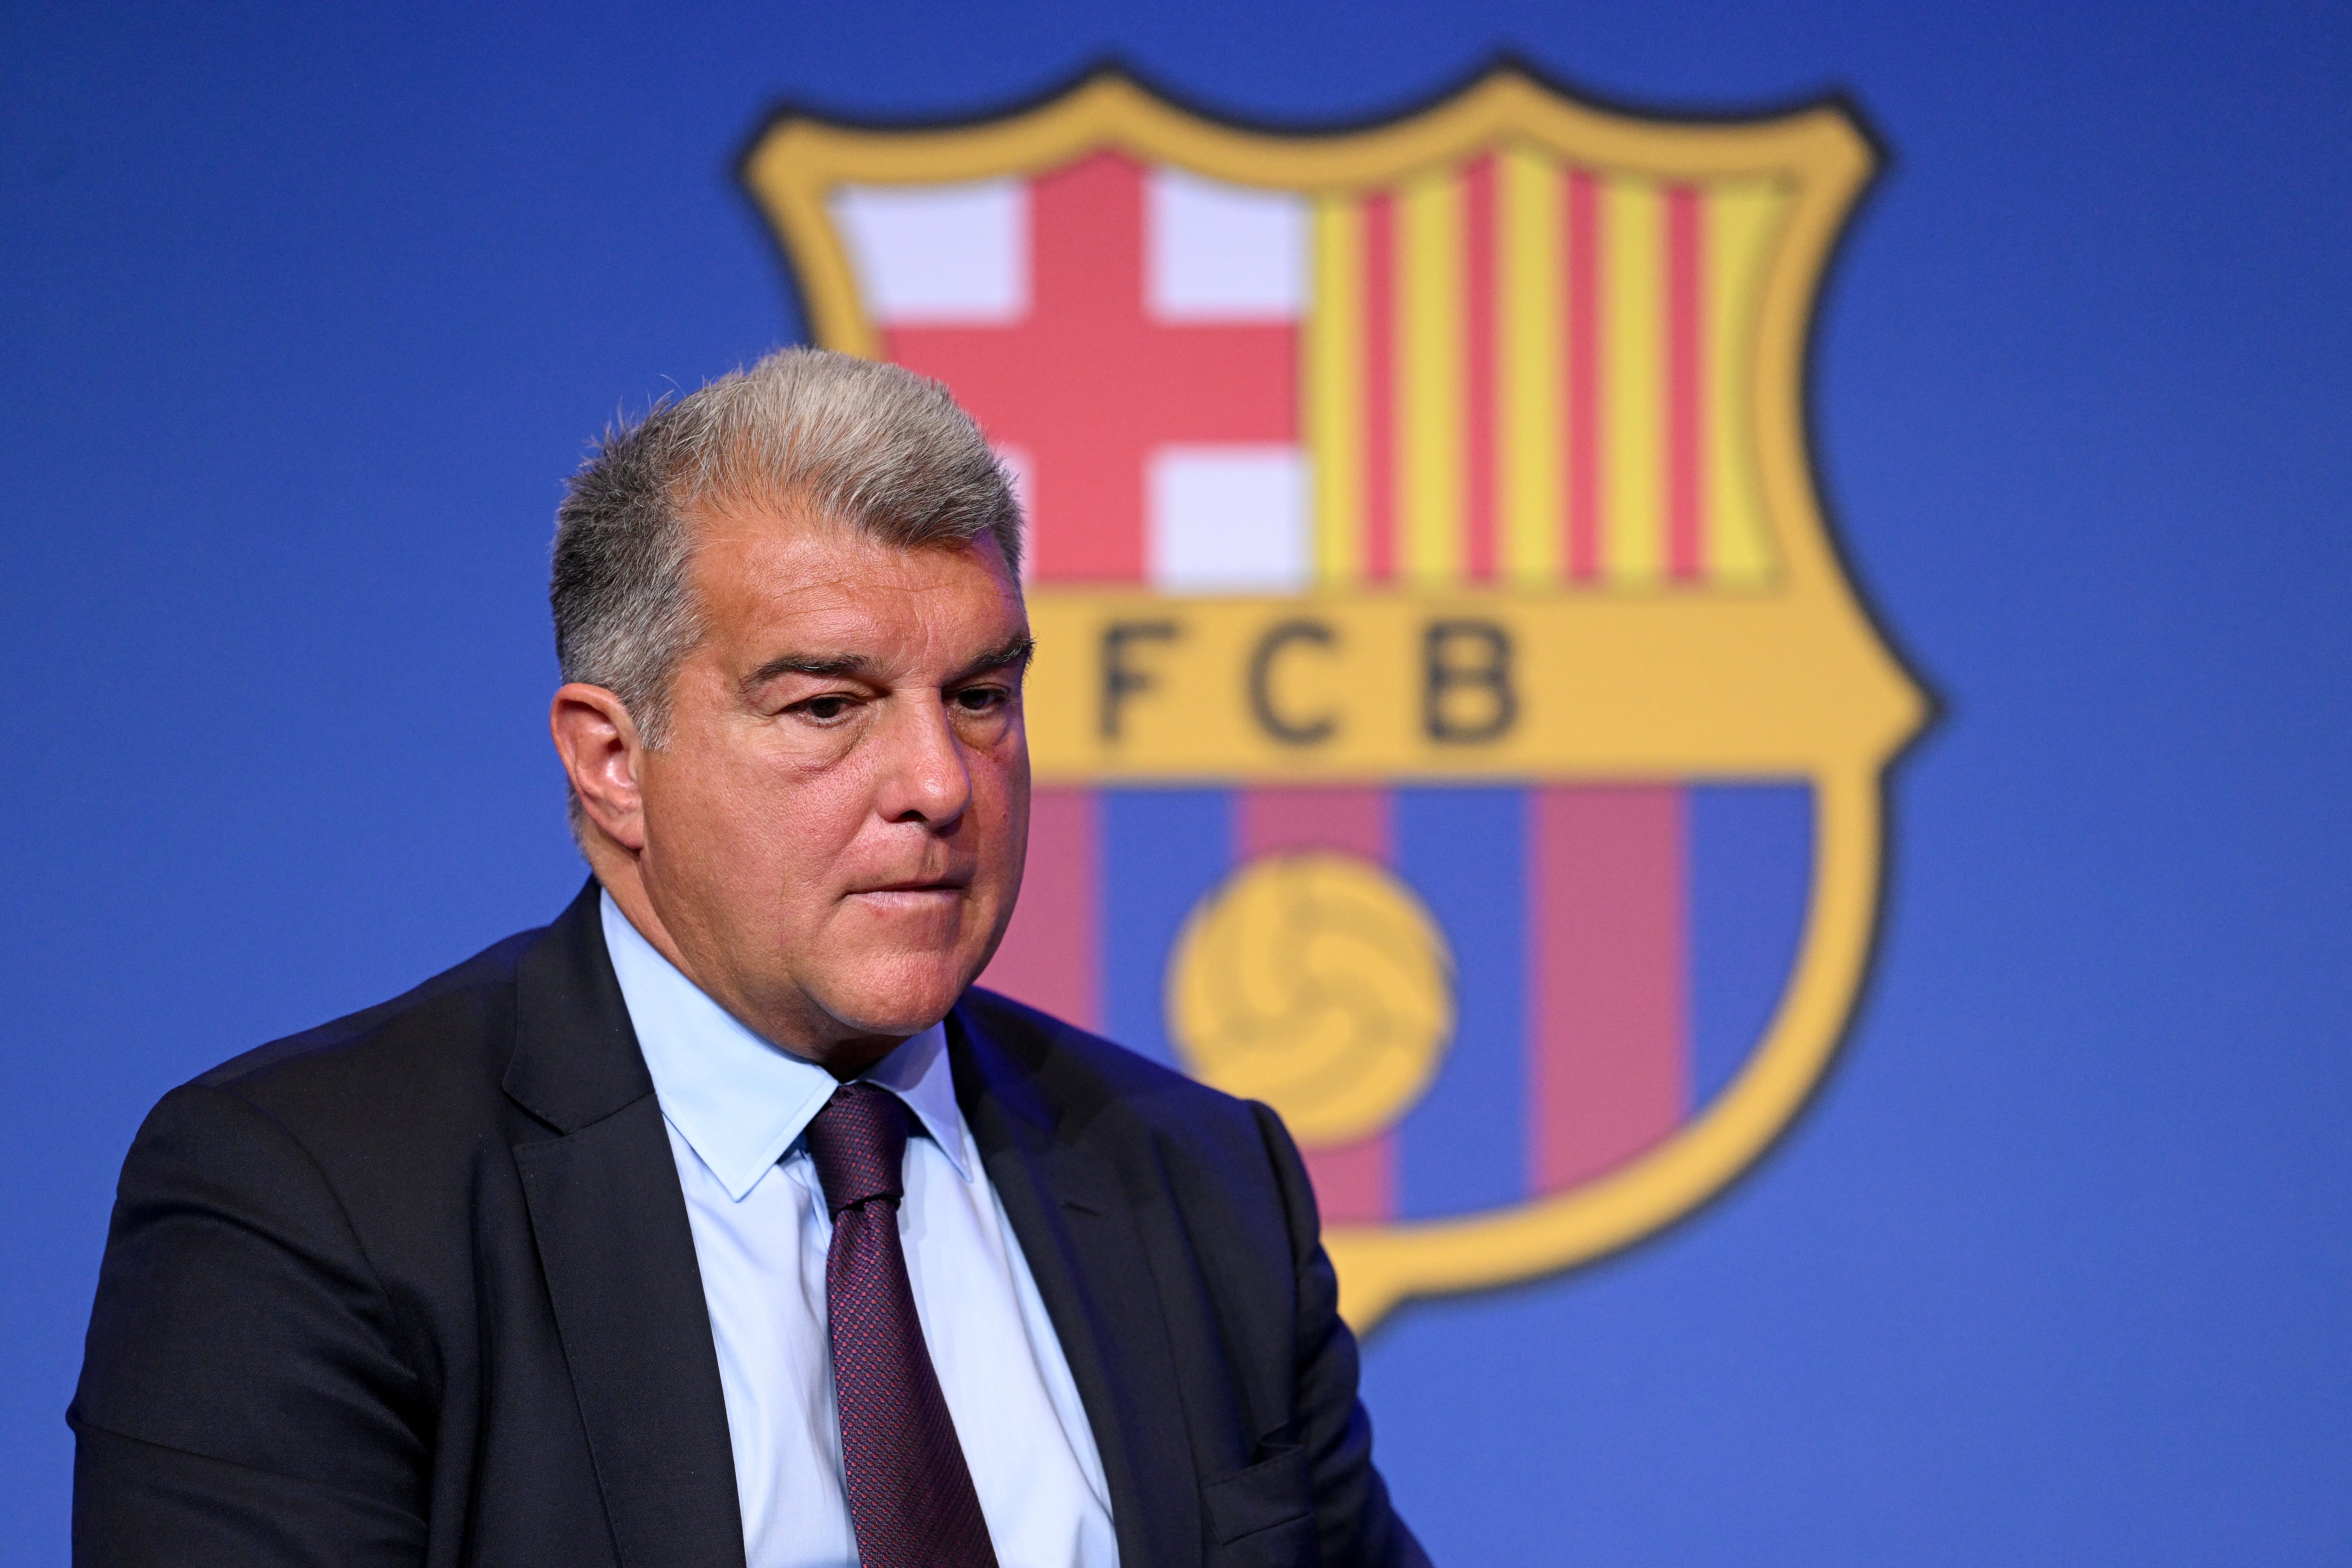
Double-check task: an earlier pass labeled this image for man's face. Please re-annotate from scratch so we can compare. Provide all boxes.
[633,506,1031,1063]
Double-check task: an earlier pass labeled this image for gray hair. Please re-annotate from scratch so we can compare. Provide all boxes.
[550,347,1023,756]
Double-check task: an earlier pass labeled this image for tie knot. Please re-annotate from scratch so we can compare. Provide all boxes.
[803,1082,910,1216]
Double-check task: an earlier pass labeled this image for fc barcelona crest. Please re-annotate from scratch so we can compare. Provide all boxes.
[744,68,1927,1329]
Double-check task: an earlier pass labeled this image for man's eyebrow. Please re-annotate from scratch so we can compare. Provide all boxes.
[741,651,874,690]
[738,637,1033,693]
[954,637,1037,678]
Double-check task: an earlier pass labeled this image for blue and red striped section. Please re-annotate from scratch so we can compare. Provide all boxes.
[979,782,1811,1222]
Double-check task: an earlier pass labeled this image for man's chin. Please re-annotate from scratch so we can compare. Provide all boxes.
[809,955,981,1043]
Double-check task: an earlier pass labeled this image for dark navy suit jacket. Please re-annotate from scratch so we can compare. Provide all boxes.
[71,881,1429,1568]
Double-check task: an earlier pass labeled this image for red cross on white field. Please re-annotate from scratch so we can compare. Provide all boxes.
[874,152,1298,584]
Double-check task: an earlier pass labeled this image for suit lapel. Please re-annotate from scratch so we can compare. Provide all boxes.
[506,883,747,1568]
[952,1003,1201,1568]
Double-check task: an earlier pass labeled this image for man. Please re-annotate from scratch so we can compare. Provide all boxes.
[72,349,1430,1568]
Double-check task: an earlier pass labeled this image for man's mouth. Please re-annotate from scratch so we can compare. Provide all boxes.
[846,878,969,906]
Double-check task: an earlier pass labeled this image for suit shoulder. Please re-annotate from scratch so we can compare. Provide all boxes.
[958,986,1266,1142]
[958,988,1313,1295]
[186,923,544,1127]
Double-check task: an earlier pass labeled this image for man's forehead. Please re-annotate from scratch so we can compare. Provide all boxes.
[681,507,1025,676]
[693,504,1011,593]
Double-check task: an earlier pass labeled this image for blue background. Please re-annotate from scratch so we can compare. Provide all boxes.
[6,2,2349,1561]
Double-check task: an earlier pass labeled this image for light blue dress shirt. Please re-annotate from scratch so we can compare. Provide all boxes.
[600,893,1118,1568]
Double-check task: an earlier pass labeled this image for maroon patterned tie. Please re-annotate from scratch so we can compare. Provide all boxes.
[802,1082,1000,1568]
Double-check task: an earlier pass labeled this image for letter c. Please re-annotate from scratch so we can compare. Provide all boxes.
[1248,620,1338,746]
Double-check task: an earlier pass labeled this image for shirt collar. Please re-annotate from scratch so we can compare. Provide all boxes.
[599,890,971,1202]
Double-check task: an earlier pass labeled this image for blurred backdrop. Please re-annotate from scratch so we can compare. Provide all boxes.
[4,3,2349,1563]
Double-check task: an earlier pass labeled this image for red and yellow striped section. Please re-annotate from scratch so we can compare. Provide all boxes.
[1306,148,1788,590]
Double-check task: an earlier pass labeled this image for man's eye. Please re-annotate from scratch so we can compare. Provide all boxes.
[800,695,853,721]
[953,686,1006,713]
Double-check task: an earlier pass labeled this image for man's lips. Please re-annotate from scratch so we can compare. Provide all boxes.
[848,877,969,895]
[844,877,970,905]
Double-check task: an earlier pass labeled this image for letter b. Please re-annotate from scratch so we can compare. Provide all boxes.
[1422,620,1517,743]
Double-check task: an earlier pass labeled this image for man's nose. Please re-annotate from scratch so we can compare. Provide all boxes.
[873,693,973,828]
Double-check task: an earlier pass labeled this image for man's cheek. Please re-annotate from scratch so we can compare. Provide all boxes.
[971,733,1026,794]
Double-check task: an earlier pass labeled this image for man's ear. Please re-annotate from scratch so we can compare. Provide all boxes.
[550,683,650,853]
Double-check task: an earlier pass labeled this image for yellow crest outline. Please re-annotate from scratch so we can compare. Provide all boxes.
[743,68,1929,1330]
